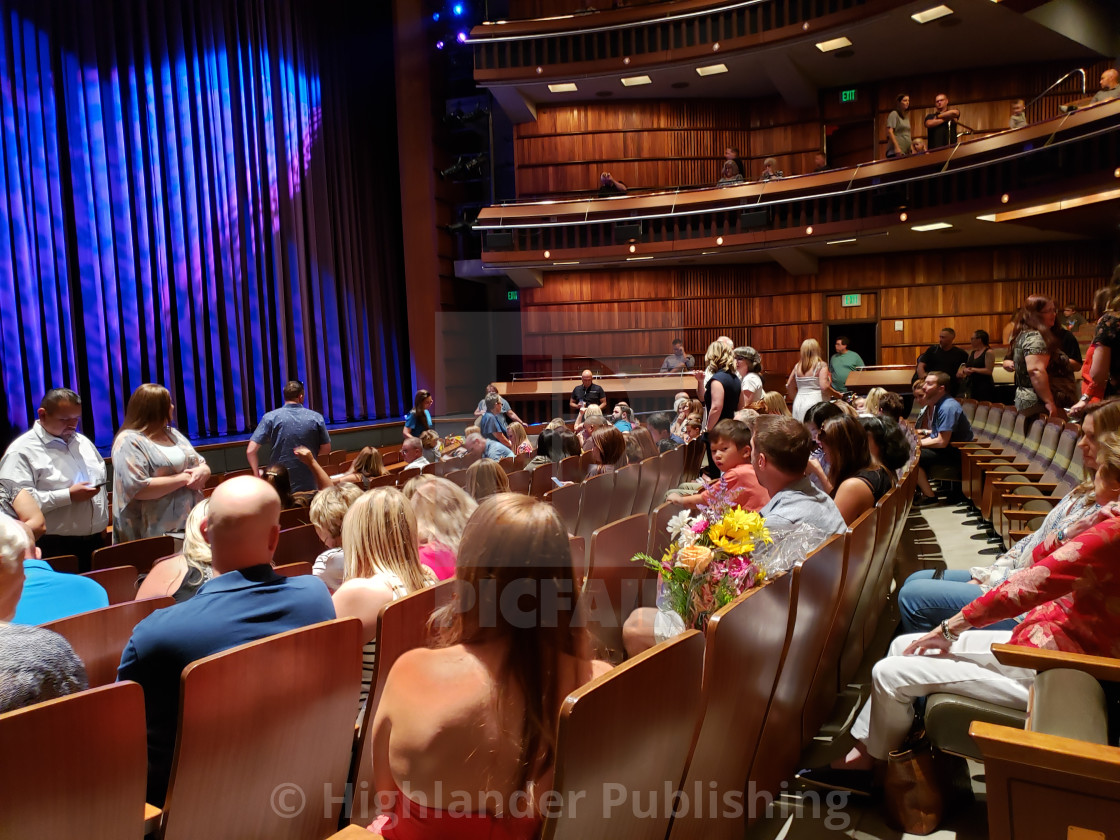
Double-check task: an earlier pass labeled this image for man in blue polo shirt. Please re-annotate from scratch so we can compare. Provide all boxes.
[12,545,108,625]
[463,432,512,462]
[246,381,330,494]
[915,372,973,505]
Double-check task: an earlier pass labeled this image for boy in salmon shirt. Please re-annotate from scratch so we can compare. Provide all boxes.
[668,419,770,511]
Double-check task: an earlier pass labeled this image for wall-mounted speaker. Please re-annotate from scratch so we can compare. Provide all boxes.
[613,220,643,242]
[484,230,514,251]
[738,208,769,230]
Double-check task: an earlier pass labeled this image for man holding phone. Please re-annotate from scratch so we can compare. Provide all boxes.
[0,388,108,571]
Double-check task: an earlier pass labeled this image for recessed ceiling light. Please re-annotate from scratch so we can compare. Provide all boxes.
[911,5,953,23]
[815,36,852,52]
[696,64,728,77]
[621,75,652,87]
[976,214,998,222]
[912,222,953,231]
[553,261,580,265]
[548,83,578,93]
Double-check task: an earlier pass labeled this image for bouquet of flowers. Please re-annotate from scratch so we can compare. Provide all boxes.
[632,478,771,631]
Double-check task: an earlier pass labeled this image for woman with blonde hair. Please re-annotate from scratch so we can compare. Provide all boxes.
[506,422,533,456]
[863,387,888,417]
[465,458,510,501]
[760,391,792,417]
[136,499,214,601]
[111,383,209,543]
[332,488,436,707]
[700,340,741,478]
[368,495,609,838]
[401,475,477,580]
[786,338,833,422]
[295,444,387,491]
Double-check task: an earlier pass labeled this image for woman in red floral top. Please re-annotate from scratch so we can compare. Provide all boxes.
[798,433,1120,793]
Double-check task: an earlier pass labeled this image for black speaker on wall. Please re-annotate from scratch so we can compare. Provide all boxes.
[738,208,769,230]
[484,230,514,250]
[613,220,643,242]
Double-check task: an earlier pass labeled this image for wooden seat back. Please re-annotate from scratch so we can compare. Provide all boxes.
[0,682,148,839]
[648,500,686,559]
[606,463,640,522]
[542,631,705,840]
[45,553,81,574]
[91,535,175,574]
[529,461,557,498]
[446,468,469,489]
[273,561,313,577]
[862,488,903,648]
[81,564,140,605]
[630,456,660,517]
[506,468,532,494]
[160,619,363,840]
[348,581,456,825]
[583,513,653,662]
[42,596,175,688]
[574,471,615,550]
[277,507,309,530]
[272,524,326,568]
[668,573,795,840]
[653,445,682,504]
[751,534,846,791]
[559,454,583,483]
[545,481,582,534]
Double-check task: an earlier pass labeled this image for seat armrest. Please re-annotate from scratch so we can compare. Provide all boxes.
[991,643,1120,682]
[969,721,1120,782]
[999,483,1058,498]
[1002,508,1055,521]
[145,804,162,835]
[952,441,994,448]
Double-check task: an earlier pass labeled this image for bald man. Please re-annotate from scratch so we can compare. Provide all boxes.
[1091,68,1119,104]
[569,369,605,413]
[117,476,334,806]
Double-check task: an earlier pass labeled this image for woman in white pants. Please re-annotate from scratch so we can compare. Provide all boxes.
[798,437,1120,794]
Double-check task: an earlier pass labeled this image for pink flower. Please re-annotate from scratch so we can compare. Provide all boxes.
[691,519,709,534]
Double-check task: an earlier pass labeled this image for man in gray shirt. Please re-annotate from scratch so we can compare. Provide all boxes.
[660,338,696,373]
[1090,68,1119,104]
[752,415,847,538]
[246,381,330,494]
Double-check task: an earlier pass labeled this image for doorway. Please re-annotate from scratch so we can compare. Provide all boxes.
[827,322,877,368]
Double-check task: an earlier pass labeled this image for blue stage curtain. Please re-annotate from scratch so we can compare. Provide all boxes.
[0,0,409,447]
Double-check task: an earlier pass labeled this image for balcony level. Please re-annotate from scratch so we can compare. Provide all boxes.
[475,99,1120,279]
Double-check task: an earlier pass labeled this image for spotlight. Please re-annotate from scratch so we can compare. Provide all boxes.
[453,3,464,15]
[432,12,440,20]
[457,31,468,43]
[436,40,445,49]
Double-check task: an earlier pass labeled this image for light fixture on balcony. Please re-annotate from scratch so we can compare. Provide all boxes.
[621,75,652,87]
[548,83,578,93]
[543,250,550,259]
[629,244,637,253]
[805,226,813,235]
[827,238,857,245]
[912,222,953,232]
[696,63,728,77]
[815,36,852,53]
[911,5,953,23]
[715,236,724,246]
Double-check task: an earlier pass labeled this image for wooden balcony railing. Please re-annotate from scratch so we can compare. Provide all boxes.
[475,101,1120,265]
[470,0,906,79]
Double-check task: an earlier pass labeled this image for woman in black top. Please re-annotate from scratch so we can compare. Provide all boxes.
[959,329,995,402]
[819,414,895,526]
[700,341,741,479]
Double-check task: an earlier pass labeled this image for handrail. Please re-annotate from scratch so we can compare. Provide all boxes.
[1026,68,1086,113]
[469,0,771,42]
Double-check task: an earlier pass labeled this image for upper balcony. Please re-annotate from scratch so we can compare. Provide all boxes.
[474,99,1120,278]
[468,0,1107,121]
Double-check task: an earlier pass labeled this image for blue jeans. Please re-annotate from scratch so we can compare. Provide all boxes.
[897,569,1019,635]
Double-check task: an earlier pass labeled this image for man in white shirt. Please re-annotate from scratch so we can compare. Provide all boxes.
[0,389,107,571]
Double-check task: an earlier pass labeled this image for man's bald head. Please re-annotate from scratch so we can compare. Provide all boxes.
[717,335,734,349]
[202,476,282,573]
[1103,69,1119,90]
[401,437,423,459]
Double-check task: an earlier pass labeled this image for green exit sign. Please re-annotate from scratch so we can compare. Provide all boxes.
[840,88,858,103]
[507,290,519,301]
[842,293,861,307]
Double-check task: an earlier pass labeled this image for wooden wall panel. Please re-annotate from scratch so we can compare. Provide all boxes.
[519,243,1114,378]
[826,293,877,321]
